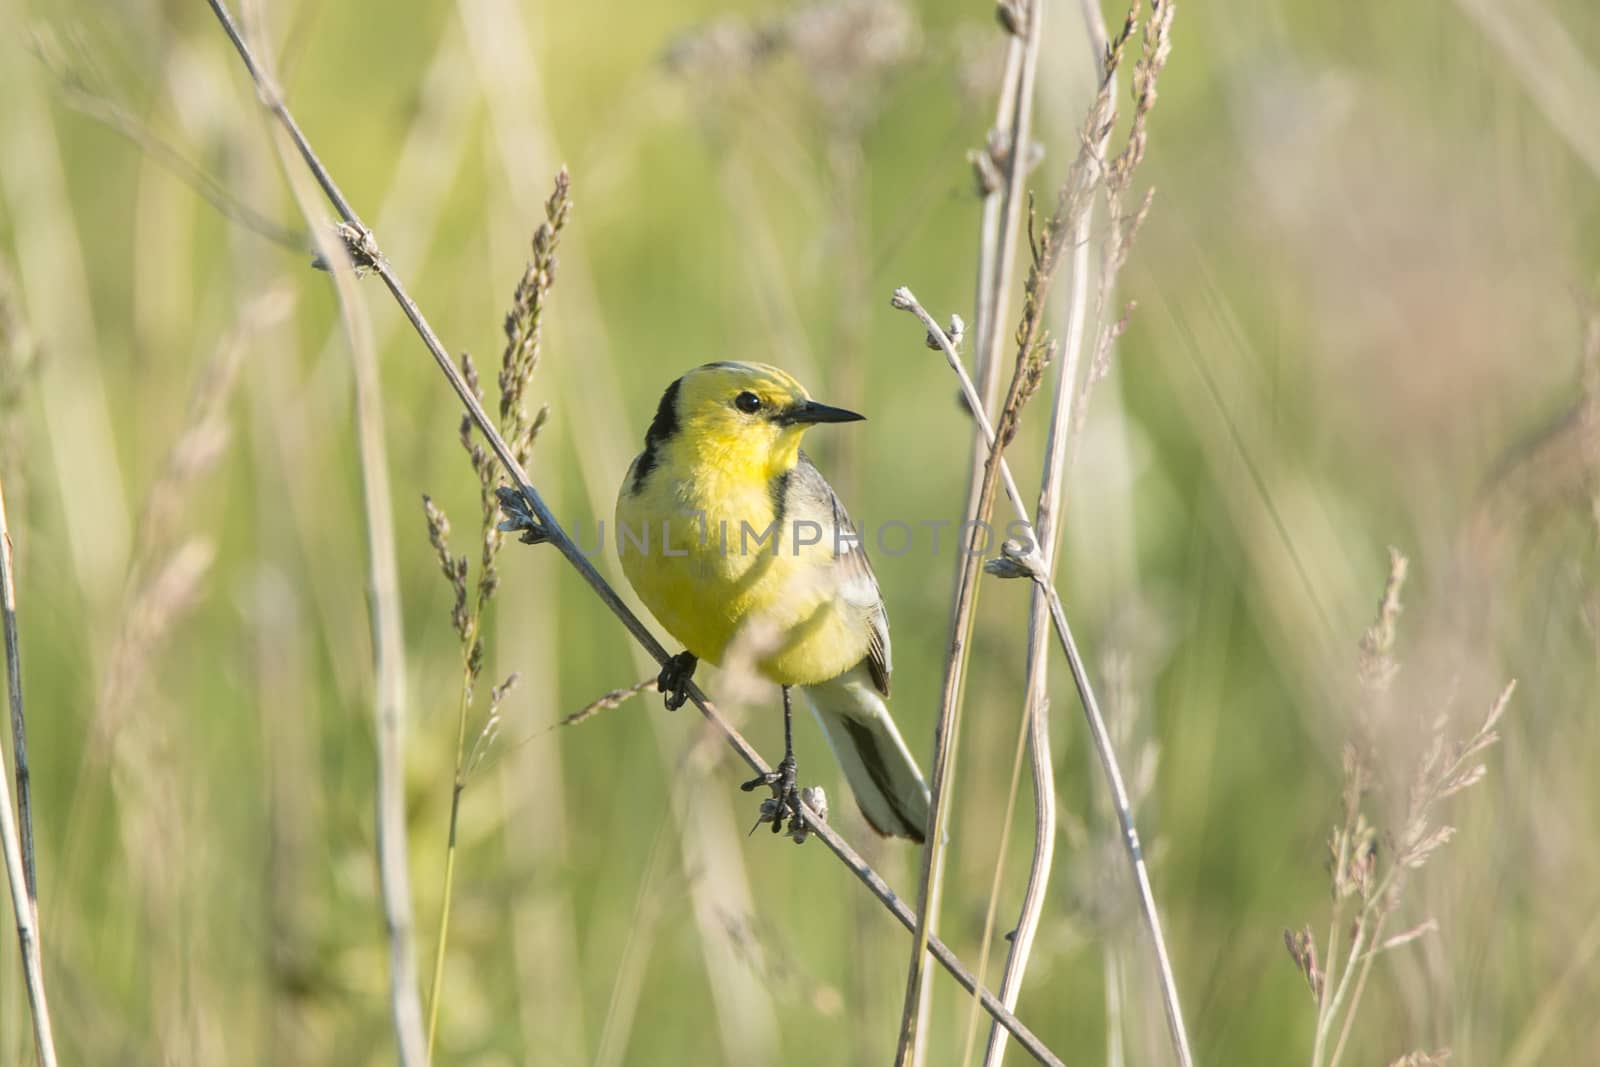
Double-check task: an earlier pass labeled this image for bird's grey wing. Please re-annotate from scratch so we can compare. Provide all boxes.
[791,451,892,697]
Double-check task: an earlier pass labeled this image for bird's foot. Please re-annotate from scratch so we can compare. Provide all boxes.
[743,755,813,841]
[656,651,697,711]
[495,486,550,545]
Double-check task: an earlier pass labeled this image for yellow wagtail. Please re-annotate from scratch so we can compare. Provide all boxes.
[615,362,931,841]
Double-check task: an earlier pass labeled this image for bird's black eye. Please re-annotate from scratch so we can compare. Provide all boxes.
[734,391,763,414]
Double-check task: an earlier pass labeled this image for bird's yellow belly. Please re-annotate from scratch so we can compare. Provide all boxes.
[616,481,869,686]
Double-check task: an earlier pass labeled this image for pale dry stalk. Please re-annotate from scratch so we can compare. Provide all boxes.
[0,476,57,1067]
[209,4,427,1061]
[910,4,1187,1062]
[895,6,1049,1051]
[0,501,33,909]
[892,78,1091,1041]
[978,0,1116,1058]
[922,41,1051,1052]
[1291,549,1515,1067]
[323,160,429,1067]
[423,169,565,1057]
[895,289,1193,1067]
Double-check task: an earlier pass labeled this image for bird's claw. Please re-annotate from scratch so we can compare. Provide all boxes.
[657,651,697,711]
[765,785,826,844]
[743,755,806,839]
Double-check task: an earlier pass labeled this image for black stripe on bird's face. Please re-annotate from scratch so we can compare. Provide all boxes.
[629,376,682,494]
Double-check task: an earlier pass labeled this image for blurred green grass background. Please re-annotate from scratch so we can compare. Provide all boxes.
[1,0,1597,1064]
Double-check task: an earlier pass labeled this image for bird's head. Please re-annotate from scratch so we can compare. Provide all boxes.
[655,362,863,478]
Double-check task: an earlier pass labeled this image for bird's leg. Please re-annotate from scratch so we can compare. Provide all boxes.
[742,685,802,837]
[777,684,798,821]
[657,651,697,711]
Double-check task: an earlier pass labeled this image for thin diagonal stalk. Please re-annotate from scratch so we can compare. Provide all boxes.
[213,6,427,1062]
[1311,837,1351,1067]
[973,214,1083,1067]
[892,408,1006,1063]
[323,169,429,1067]
[204,5,1064,1062]
[592,818,675,1067]
[896,26,1045,1060]
[893,42,1053,1035]
[970,30,1026,412]
[977,242,1076,1066]
[897,293,1036,523]
[959,643,1043,1067]
[906,13,1045,1052]
[45,79,307,254]
[0,476,56,1067]
[897,290,1194,1067]
[1034,569,1192,1067]
[1105,949,1127,1067]
[972,2,1046,413]
[982,0,1115,1060]
[0,477,35,908]
[1325,913,1388,1067]
[423,702,468,1057]
[350,344,427,1067]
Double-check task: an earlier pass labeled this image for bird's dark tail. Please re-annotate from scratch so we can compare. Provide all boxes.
[802,664,930,842]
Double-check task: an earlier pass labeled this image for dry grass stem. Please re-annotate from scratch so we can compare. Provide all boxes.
[325,177,429,1067]
[1003,529,1194,1067]
[424,170,569,1055]
[559,678,658,728]
[218,6,428,1061]
[890,281,1032,1060]
[970,0,1043,409]
[969,33,1024,410]
[205,3,1060,1059]
[895,282,1192,1066]
[912,25,1052,1048]
[0,499,34,908]
[1291,548,1515,1067]
[57,297,276,906]
[31,32,307,255]
[918,21,1051,1051]
[0,474,57,1067]
[899,5,1185,1061]
[1385,1052,1451,1067]
[892,31,1110,1032]
[978,0,1116,1055]
[1452,0,1600,181]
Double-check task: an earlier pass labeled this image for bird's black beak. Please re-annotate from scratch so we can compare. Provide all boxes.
[777,400,866,426]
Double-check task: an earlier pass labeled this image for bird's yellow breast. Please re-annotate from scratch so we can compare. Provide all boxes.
[616,451,871,686]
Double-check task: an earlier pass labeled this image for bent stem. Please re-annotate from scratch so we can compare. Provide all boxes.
[982,0,1116,1060]
[333,182,428,1067]
[424,669,473,1056]
[1035,573,1192,1067]
[1325,913,1386,1067]
[893,128,1064,1058]
[0,477,57,1067]
[205,4,1065,1062]
[896,290,1194,1067]
[913,9,1046,1054]
[0,479,35,910]
[208,4,427,1062]
[973,223,1084,1067]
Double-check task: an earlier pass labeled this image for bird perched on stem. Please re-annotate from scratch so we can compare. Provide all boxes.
[615,362,930,842]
